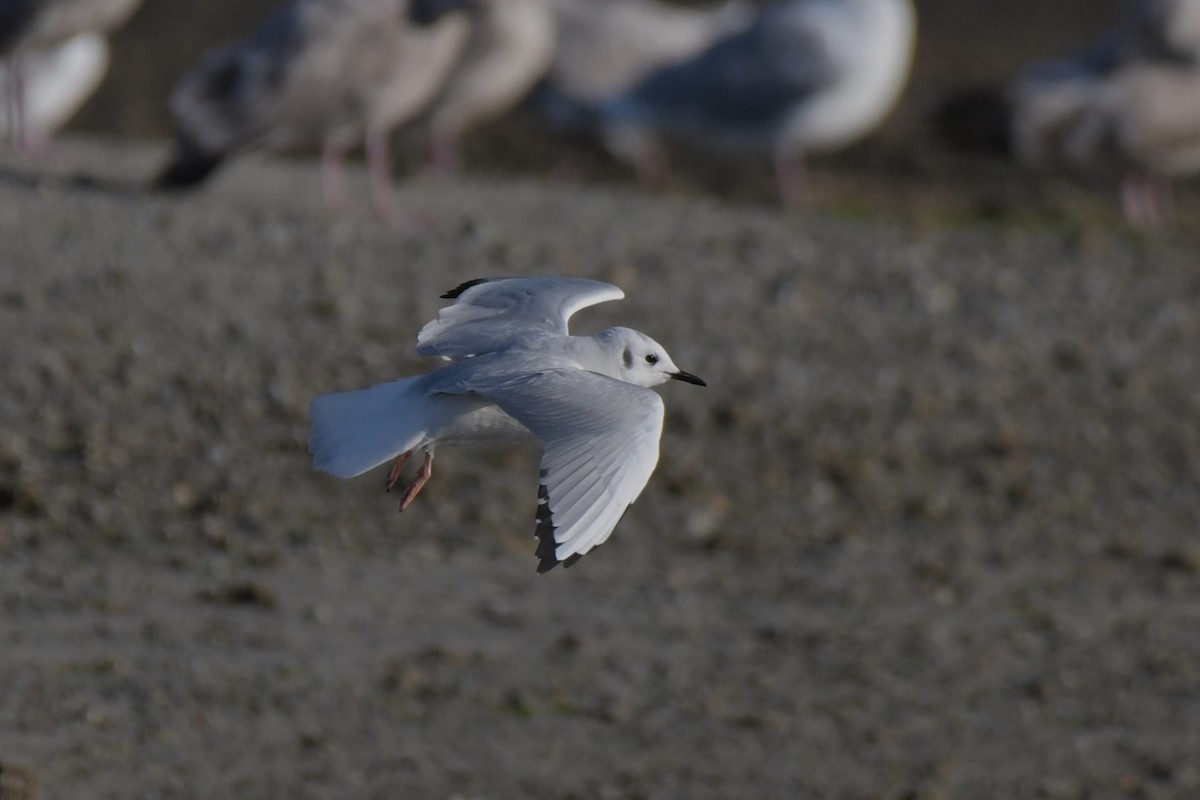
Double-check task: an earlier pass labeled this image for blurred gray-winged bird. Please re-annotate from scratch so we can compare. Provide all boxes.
[308,277,706,573]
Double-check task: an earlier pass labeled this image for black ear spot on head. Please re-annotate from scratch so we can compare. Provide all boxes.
[623,348,633,367]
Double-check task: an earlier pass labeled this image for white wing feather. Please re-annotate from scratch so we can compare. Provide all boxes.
[437,367,664,571]
[416,277,625,360]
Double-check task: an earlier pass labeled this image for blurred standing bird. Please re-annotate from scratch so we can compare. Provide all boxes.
[407,0,555,173]
[540,0,752,112]
[937,0,1200,229]
[1,31,108,143]
[157,0,470,222]
[1,0,141,151]
[578,0,917,206]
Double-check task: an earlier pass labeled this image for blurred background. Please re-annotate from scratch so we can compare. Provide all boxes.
[69,0,1137,208]
[3,2,1199,799]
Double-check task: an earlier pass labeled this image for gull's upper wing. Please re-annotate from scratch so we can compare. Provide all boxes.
[433,366,664,572]
[416,277,625,359]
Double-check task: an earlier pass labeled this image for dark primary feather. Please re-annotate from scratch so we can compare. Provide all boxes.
[441,278,492,299]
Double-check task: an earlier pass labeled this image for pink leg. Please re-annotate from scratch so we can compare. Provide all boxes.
[631,138,670,188]
[320,141,351,215]
[775,149,808,209]
[428,132,460,176]
[7,55,27,152]
[397,451,433,513]
[1120,175,1145,228]
[5,54,53,157]
[384,449,412,493]
[1147,175,1176,227]
[366,130,401,223]
[1120,171,1178,231]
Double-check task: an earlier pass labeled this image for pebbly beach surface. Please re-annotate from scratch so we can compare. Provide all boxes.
[1,138,1199,798]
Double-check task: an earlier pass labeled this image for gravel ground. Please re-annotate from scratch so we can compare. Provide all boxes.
[1,140,1199,800]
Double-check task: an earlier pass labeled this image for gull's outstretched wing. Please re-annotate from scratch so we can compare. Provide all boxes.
[434,366,664,572]
[416,277,624,360]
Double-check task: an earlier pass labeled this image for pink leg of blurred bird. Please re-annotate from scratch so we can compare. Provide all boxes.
[775,149,808,209]
[6,55,27,151]
[320,140,351,215]
[1120,173,1174,231]
[366,130,402,224]
[397,451,433,512]
[429,132,460,175]
[1149,175,1175,227]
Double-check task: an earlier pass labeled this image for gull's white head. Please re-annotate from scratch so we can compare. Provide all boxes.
[591,327,706,389]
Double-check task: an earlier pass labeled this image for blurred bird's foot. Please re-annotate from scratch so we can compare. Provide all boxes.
[366,131,406,225]
[1121,173,1174,231]
[12,132,55,159]
[775,150,808,209]
[548,151,586,183]
[320,141,353,216]
[397,451,434,513]
[428,135,461,176]
[631,141,670,188]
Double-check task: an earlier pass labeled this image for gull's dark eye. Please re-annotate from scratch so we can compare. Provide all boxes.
[645,353,658,365]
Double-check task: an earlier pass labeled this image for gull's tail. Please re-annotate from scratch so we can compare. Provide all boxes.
[309,377,427,479]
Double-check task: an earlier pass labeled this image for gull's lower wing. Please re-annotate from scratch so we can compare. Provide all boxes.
[438,367,664,572]
[415,277,624,360]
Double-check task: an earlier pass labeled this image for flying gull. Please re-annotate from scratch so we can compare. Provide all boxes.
[308,276,706,573]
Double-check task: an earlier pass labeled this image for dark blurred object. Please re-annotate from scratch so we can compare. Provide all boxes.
[0,0,40,53]
[408,0,477,26]
[932,86,1012,154]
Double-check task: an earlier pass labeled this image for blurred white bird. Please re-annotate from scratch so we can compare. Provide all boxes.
[938,0,1200,228]
[308,277,706,573]
[157,0,470,222]
[541,0,752,109]
[579,0,917,205]
[1,0,141,151]
[0,30,107,143]
[407,0,556,172]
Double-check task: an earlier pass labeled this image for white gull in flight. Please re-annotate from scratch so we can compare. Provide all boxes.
[308,277,706,573]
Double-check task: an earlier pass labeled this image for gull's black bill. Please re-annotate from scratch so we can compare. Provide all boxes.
[671,371,707,387]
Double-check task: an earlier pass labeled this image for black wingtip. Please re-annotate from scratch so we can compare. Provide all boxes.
[441,278,491,300]
[534,478,558,573]
[532,477,596,574]
[154,136,225,191]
